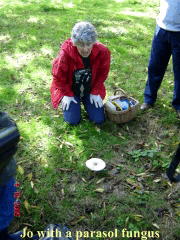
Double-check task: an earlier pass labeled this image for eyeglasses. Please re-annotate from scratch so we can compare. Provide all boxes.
[76,42,93,48]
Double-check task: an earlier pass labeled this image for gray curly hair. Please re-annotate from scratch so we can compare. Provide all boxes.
[71,22,97,44]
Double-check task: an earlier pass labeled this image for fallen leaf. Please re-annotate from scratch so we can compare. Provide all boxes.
[136,185,141,190]
[113,144,121,149]
[138,173,152,177]
[69,216,85,225]
[125,216,129,227]
[131,192,139,197]
[136,173,148,177]
[174,203,180,208]
[96,178,105,184]
[126,178,136,185]
[18,165,24,175]
[60,141,74,149]
[133,214,144,217]
[153,178,162,183]
[22,223,32,227]
[132,214,144,222]
[94,188,105,193]
[170,142,179,146]
[28,173,32,181]
[94,126,100,133]
[104,201,106,210]
[30,181,34,189]
[35,116,42,121]
[167,182,172,187]
[81,177,87,182]
[61,189,65,197]
[58,168,74,172]
[118,133,125,139]
[24,200,30,211]
[64,141,74,147]
[152,223,160,229]
[137,141,146,147]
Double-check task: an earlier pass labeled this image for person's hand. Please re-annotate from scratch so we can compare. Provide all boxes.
[90,94,103,108]
[61,96,77,110]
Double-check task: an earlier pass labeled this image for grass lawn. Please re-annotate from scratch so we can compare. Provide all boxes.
[1,0,180,239]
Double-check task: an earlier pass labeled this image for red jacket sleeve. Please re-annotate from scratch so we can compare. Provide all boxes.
[51,49,74,107]
[91,47,110,97]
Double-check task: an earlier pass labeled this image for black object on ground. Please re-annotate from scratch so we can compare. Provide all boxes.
[166,144,180,182]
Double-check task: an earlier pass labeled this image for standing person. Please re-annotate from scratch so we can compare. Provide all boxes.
[140,0,180,118]
[50,22,111,125]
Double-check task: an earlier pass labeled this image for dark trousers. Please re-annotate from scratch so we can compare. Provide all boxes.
[144,25,180,110]
[0,178,16,240]
[63,94,106,125]
[0,228,8,239]
[0,178,16,231]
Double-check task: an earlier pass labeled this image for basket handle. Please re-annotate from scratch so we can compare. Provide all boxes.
[114,88,127,97]
[114,89,131,110]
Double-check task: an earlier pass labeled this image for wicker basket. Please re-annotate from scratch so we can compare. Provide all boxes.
[104,89,139,124]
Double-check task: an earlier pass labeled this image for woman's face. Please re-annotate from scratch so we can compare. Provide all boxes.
[75,42,94,58]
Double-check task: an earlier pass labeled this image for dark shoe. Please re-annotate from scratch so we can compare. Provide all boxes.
[140,103,153,111]
[176,110,180,118]
[166,144,180,182]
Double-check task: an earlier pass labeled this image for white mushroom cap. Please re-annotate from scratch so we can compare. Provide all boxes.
[86,158,106,171]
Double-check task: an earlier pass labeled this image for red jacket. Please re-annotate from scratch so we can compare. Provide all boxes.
[50,38,111,108]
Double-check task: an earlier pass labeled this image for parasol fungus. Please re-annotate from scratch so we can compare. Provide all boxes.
[86,158,106,171]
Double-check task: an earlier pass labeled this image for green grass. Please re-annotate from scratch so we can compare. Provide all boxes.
[1,0,180,239]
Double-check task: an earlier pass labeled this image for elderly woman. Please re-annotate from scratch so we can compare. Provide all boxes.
[50,22,111,125]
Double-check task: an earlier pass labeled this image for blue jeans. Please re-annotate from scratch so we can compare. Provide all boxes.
[0,177,16,231]
[63,94,106,125]
[144,25,180,110]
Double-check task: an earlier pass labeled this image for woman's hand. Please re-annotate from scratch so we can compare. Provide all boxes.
[61,96,77,111]
[90,94,103,108]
